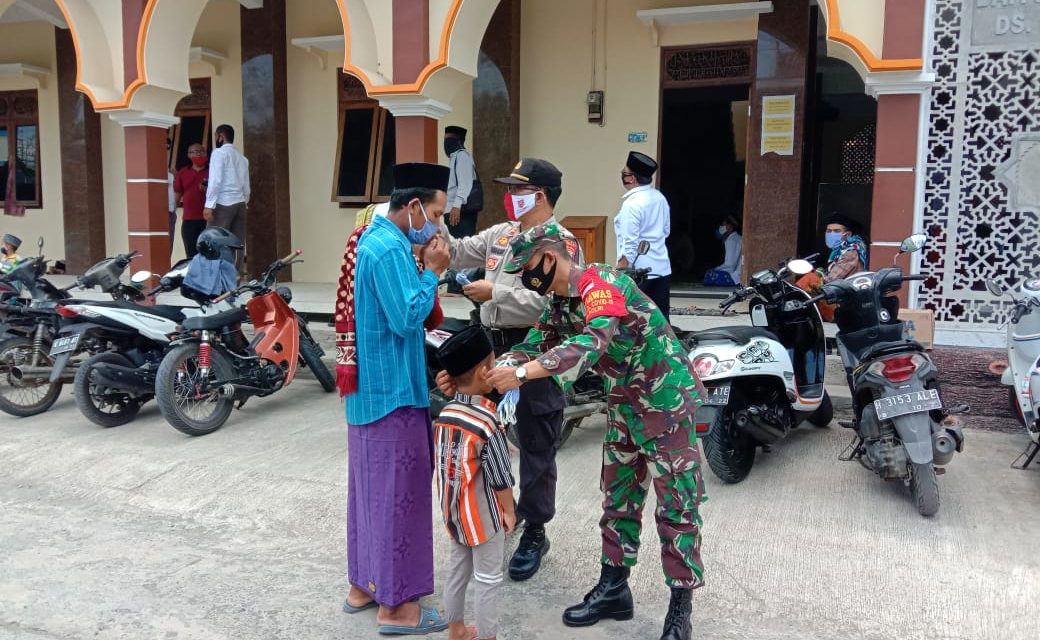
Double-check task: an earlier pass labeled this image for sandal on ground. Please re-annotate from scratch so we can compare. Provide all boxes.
[342,597,378,614]
[378,606,449,636]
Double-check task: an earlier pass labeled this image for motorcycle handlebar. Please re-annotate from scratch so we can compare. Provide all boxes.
[903,274,927,282]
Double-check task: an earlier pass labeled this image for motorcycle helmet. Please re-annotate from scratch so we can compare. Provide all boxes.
[196,227,243,260]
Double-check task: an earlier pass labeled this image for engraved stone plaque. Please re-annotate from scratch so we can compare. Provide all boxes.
[996,133,1040,214]
[970,0,1040,49]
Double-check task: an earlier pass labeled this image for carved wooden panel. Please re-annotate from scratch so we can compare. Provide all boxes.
[660,44,755,88]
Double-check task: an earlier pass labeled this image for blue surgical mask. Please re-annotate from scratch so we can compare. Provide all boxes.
[407,202,438,245]
[825,231,844,249]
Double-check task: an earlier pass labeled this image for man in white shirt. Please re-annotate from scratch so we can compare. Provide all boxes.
[444,125,479,238]
[203,124,250,270]
[615,151,673,320]
[704,216,743,286]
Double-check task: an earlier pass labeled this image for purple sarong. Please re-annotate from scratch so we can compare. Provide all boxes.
[347,406,435,608]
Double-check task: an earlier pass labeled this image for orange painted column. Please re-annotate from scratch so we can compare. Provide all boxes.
[390,0,439,163]
[111,113,180,276]
[867,0,929,306]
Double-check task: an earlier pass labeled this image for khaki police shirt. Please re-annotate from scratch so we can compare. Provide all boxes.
[446,216,583,329]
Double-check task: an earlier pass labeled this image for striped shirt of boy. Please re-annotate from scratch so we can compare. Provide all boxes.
[434,396,514,547]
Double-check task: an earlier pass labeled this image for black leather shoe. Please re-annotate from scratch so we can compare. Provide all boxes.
[508,523,550,581]
[660,587,692,640]
[562,565,634,627]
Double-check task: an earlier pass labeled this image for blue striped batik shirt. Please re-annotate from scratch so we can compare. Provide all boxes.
[346,214,439,426]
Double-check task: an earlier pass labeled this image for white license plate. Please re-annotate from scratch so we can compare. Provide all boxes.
[704,385,731,406]
[873,388,942,420]
[49,334,80,356]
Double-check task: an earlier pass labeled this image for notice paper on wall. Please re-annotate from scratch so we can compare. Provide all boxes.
[760,95,795,156]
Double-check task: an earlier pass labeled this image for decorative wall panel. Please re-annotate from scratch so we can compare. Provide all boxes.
[921,0,1040,330]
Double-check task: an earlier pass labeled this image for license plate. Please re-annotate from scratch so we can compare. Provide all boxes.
[49,334,80,356]
[703,385,731,406]
[873,388,942,420]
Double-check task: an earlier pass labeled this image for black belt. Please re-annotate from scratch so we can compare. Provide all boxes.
[488,327,531,350]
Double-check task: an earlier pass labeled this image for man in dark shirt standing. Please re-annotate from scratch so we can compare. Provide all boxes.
[174,144,209,258]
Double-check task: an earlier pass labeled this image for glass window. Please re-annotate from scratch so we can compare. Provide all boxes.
[0,91,41,207]
[333,71,395,204]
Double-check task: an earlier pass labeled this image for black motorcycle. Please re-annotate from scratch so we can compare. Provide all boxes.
[795,234,966,516]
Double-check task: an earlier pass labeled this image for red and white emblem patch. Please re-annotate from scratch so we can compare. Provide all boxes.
[486,256,500,270]
[578,268,627,320]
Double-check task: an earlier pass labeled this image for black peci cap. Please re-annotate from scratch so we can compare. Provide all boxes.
[2,234,22,249]
[494,158,563,188]
[444,125,467,138]
[626,151,658,178]
[436,325,493,377]
[824,212,859,233]
[393,162,451,192]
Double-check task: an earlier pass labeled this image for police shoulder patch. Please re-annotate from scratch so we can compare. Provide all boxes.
[579,267,627,320]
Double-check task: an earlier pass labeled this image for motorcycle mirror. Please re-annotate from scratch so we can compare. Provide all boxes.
[36,236,44,256]
[899,233,928,254]
[637,240,651,256]
[787,259,814,276]
[985,279,1005,297]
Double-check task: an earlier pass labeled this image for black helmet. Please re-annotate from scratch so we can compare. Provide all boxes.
[196,227,243,260]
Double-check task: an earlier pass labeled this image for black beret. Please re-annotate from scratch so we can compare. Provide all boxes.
[436,325,493,377]
[626,151,658,178]
[393,162,450,192]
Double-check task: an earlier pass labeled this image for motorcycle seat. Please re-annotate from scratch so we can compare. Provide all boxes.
[688,326,779,345]
[182,307,248,331]
[84,300,187,323]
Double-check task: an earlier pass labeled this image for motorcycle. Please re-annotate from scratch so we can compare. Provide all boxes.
[153,251,335,436]
[985,276,1040,468]
[51,258,236,427]
[688,255,832,484]
[797,234,965,516]
[0,244,143,417]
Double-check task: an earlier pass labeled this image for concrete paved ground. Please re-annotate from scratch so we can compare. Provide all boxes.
[2,381,1039,640]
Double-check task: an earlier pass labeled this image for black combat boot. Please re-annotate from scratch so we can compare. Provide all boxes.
[562,565,634,627]
[508,522,550,581]
[660,587,692,640]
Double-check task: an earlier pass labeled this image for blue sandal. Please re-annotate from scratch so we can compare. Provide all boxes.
[377,606,449,635]
[342,597,378,614]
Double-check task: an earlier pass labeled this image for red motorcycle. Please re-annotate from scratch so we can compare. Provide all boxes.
[154,251,334,436]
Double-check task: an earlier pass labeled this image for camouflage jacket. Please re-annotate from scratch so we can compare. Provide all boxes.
[501,264,704,445]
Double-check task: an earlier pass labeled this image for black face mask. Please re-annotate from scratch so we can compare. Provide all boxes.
[443,138,463,156]
[0,247,7,256]
[521,254,557,296]
[215,137,224,149]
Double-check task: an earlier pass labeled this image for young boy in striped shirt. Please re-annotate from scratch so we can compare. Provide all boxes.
[434,325,517,640]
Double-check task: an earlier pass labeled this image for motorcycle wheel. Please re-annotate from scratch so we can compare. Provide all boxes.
[808,391,834,427]
[0,336,63,418]
[505,417,580,451]
[73,352,142,428]
[1009,387,1025,426]
[299,337,335,393]
[909,462,940,517]
[703,408,756,484]
[156,343,235,436]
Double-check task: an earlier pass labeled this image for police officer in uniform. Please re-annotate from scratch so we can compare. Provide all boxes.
[436,158,581,582]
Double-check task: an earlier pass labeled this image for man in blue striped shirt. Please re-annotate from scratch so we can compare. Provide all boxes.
[344,163,453,636]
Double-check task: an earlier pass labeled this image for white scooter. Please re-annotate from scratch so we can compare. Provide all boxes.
[689,256,831,483]
[986,276,1040,468]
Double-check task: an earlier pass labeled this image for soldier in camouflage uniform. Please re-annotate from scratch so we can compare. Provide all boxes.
[485,222,707,640]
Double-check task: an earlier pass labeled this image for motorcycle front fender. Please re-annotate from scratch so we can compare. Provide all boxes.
[892,412,934,465]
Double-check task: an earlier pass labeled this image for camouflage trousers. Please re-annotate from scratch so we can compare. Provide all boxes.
[600,419,706,588]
